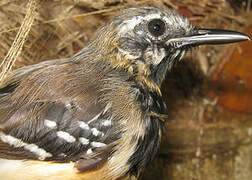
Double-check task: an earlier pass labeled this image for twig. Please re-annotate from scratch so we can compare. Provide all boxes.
[247,0,251,12]
[0,0,38,83]
[0,6,122,36]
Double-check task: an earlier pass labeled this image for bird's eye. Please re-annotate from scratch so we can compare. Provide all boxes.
[148,19,166,37]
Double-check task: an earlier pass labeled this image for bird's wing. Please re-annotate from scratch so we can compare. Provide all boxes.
[0,61,117,172]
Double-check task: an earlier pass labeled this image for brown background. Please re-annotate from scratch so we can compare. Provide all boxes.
[0,0,251,179]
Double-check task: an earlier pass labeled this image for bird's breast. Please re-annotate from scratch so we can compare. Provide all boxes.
[125,84,167,174]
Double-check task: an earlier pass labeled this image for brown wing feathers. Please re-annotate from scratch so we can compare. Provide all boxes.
[0,61,118,172]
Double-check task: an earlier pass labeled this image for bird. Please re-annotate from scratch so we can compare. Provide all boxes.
[0,6,250,180]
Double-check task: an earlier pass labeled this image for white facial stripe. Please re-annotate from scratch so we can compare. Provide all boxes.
[56,131,76,143]
[152,46,166,65]
[118,48,140,60]
[0,132,52,160]
[44,119,57,129]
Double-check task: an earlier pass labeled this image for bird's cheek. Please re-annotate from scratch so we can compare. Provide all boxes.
[143,48,166,65]
[117,47,141,60]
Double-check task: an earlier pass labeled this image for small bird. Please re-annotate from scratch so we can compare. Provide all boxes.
[0,7,250,180]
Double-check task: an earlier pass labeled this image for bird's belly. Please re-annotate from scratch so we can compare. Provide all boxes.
[0,159,105,180]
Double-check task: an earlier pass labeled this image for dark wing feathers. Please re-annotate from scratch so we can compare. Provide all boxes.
[0,62,117,171]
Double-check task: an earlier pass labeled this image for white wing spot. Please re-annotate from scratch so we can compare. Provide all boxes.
[91,141,106,148]
[0,132,25,148]
[0,132,52,160]
[79,137,89,145]
[102,120,112,126]
[86,148,93,154]
[24,144,52,160]
[78,121,89,130]
[65,102,72,109]
[91,128,104,137]
[59,153,67,157]
[57,131,76,143]
[44,119,57,129]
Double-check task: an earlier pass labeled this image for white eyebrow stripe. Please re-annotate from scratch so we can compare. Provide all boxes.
[118,13,162,35]
[56,131,76,143]
[0,132,52,160]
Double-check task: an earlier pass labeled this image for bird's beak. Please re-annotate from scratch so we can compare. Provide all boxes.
[166,29,251,48]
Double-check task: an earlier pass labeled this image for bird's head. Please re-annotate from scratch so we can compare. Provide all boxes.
[82,7,250,87]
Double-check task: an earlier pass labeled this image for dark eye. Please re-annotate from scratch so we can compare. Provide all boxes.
[148,19,166,37]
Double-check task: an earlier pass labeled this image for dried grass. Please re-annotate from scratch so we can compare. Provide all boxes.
[0,0,251,83]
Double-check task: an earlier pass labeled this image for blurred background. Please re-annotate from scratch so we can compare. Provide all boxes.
[0,0,251,179]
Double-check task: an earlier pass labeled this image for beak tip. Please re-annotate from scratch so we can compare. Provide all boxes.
[229,31,251,42]
[240,33,251,41]
[196,29,251,44]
